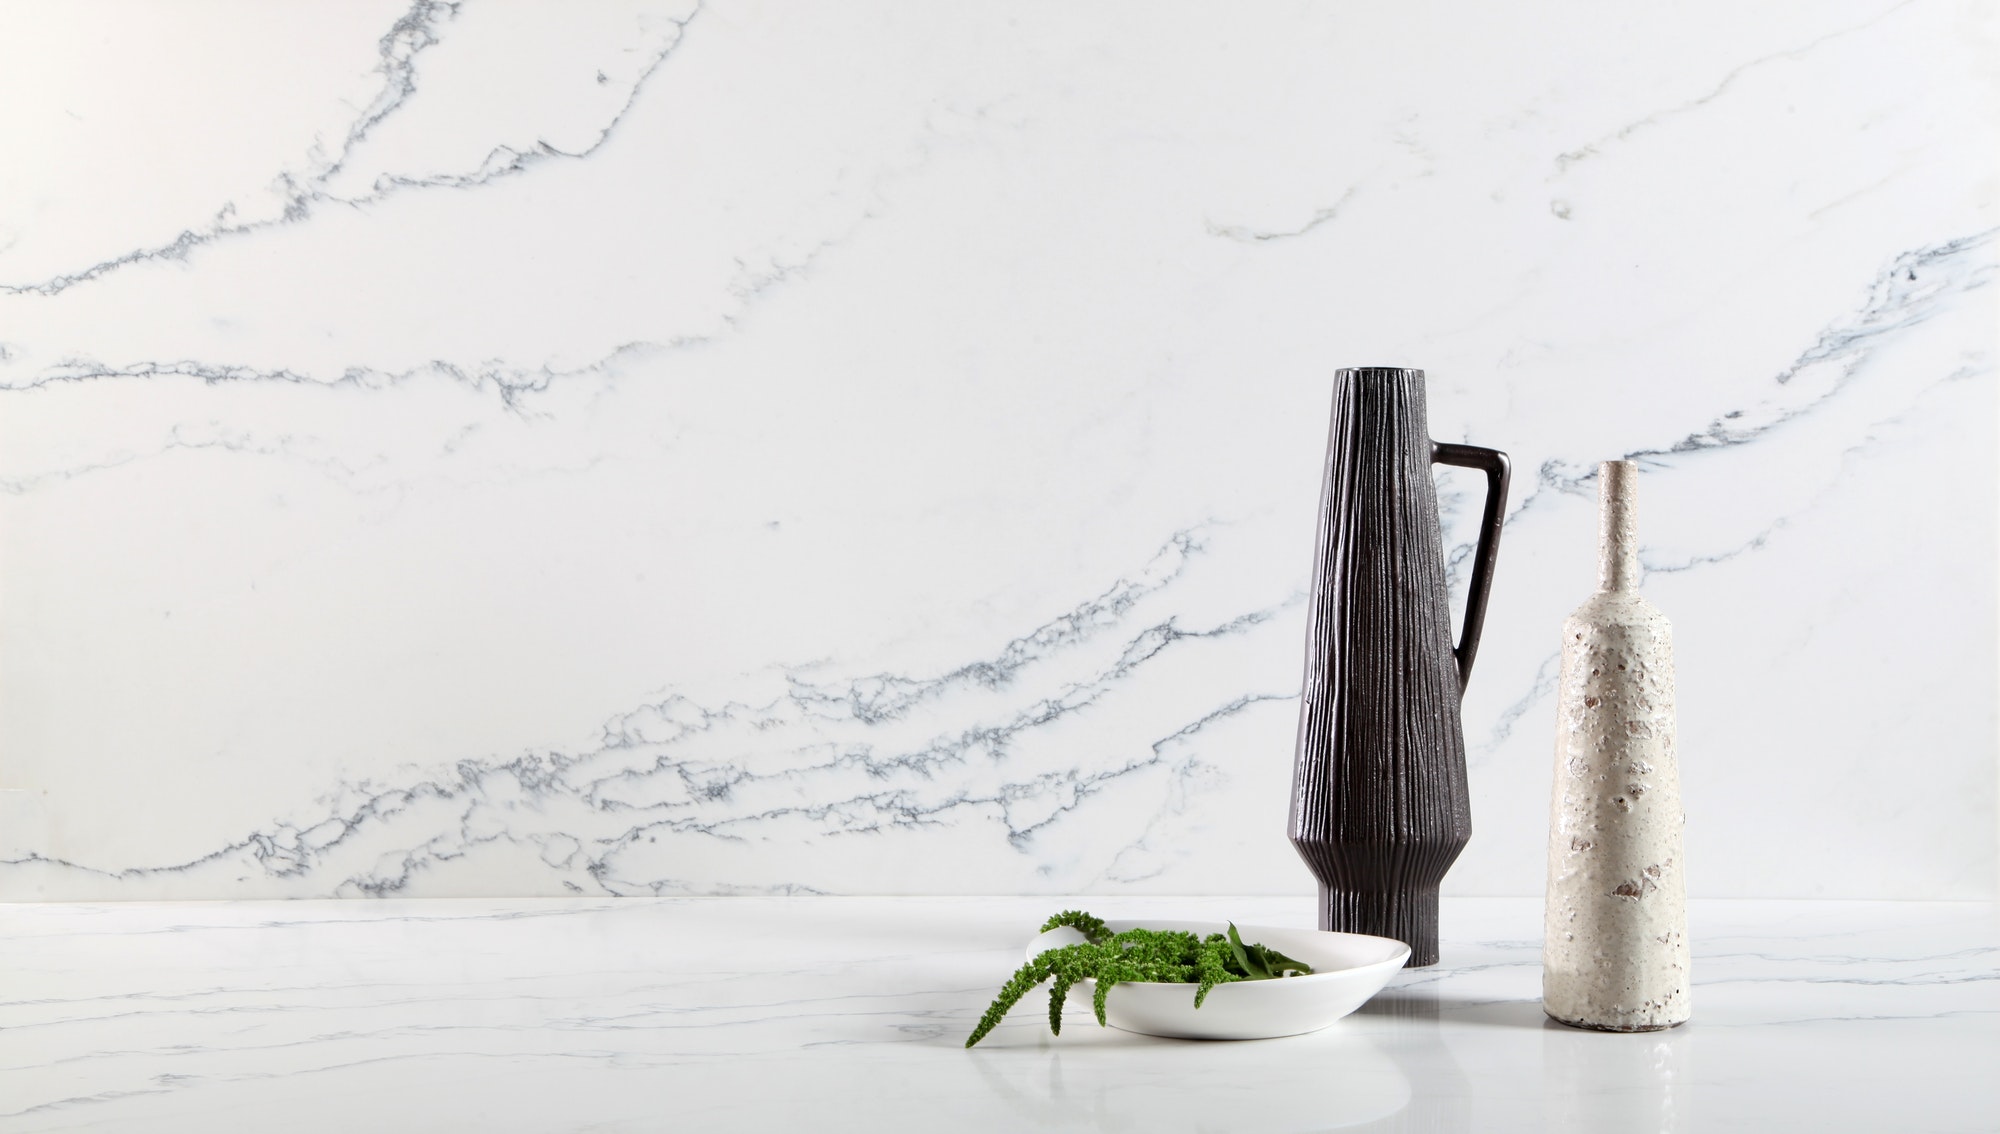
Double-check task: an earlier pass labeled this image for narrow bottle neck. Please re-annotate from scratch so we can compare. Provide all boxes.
[1598,461,1640,592]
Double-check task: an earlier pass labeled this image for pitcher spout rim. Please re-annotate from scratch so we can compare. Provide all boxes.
[1333,366,1425,381]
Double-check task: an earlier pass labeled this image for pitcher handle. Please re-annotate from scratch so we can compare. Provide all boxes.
[1430,442,1511,690]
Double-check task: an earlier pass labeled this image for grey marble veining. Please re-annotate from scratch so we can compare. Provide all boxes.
[8,529,1304,896]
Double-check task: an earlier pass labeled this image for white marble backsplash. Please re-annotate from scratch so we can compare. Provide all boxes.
[0,0,1993,899]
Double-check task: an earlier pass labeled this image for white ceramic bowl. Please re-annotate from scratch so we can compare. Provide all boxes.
[1025,919,1409,1040]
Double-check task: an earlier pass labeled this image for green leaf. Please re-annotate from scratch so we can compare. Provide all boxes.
[1249,942,1313,978]
[1226,922,1260,977]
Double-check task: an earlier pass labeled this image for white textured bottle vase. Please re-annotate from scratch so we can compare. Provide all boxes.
[1542,460,1690,1031]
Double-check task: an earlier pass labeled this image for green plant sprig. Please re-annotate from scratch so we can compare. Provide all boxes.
[964,910,1313,1048]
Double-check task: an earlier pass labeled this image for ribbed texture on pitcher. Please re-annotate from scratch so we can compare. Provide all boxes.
[1289,368,1474,968]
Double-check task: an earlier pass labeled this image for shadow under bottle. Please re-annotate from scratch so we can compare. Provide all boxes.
[1288,368,1509,967]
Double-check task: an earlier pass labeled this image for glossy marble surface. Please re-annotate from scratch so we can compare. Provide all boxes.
[1,2,1995,901]
[3,896,1994,1131]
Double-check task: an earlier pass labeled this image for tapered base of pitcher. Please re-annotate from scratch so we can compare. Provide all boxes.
[1318,884,1441,967]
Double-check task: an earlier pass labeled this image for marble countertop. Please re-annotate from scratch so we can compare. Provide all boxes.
[3,896,1993,1132]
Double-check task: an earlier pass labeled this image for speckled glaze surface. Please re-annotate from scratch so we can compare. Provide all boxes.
[1543,461,1690,1032]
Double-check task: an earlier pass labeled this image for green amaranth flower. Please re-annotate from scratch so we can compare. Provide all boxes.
[964,910,1313,1048]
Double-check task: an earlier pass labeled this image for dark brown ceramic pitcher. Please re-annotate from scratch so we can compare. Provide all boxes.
[1289,367,1510,967]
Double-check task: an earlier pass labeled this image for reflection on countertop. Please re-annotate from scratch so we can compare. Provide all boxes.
[1,896,1993,1131]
